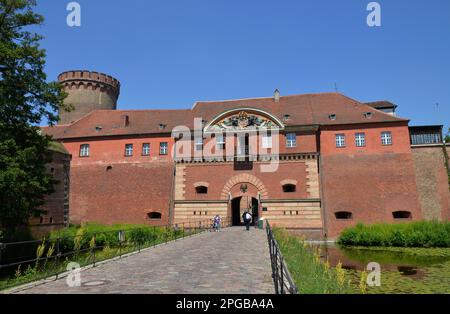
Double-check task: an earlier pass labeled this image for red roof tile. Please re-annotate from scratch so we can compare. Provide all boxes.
[42,92,408,139]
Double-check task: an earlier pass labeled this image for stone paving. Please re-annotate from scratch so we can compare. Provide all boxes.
[14,227,274,294]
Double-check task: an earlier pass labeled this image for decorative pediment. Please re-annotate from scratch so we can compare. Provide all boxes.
[205,108,284,132]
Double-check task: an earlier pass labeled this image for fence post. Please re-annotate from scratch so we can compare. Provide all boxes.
[280,256,284,294]
[119,230,123,258]
[93,234,97,267]
[56,238,61,278]
[0,242,4,271]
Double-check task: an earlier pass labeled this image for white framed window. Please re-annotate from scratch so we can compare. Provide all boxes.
[125,144,133,156]
[262,135,272,149]
[216,135,225,150]
[381,131,392,146]
[286,133,296,148]
[355,133,366,147]
[79,144,90,157]
[335,134,346,148]
[195,138,203,151]
[160,142,168,155]
[142,143,150,156]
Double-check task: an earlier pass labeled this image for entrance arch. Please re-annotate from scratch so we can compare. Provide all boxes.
[231,196,259,226]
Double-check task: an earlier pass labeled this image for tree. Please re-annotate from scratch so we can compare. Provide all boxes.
[445,128,450,143]
[0,0,69,235]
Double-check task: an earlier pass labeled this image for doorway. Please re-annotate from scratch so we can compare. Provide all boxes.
[231,196,259,226]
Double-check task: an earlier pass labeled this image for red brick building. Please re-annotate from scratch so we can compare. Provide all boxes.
[42,71,450,238]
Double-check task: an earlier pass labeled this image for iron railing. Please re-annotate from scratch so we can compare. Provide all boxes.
[0,218,231,285]
[266,220,297,294]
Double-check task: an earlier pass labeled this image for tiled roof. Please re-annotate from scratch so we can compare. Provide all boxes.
[42,92,408,139]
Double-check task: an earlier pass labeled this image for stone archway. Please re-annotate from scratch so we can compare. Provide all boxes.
[220,173,268,200]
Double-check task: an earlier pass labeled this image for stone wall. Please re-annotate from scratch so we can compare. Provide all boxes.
[412,145,450,220]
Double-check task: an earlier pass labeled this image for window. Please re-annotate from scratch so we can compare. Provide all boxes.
[160,142,168,155]
[142,143,150,156]
[363,112,373,119]
[282,184,296,193]
[335,134,346,148]
[262,135,272,149]
[49,217,53,224]
[125,144,133,156]
[195,186,208,194]
[328,114,337,121]
[335,212,353,220]
[393,211,412,219]
[286,133,297,148]
[381,131,392,146]
[79,144,90,157]
[147,212,162,220]
[216,135,225,150]
[195,138,203,151]
[355,133,366,147]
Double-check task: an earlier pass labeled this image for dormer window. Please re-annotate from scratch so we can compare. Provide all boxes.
[283,114,291,122]
[95,126,103,132]
[159,123,167,130]
[363,112,373,119]
[328,114,337,121]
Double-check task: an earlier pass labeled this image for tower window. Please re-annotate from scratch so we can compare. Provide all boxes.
[142,143,150,156]
[335,212,353,220]
[381,131,392,146]
[79,144,90,157]
[393,211,412,219]
[282,184,296,193]
[125,144,133,156]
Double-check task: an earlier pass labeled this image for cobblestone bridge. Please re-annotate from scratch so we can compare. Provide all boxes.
[13,227,274,294]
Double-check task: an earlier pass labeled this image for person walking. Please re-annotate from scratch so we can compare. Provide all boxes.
[244,211,252,231]
[213,214,222,232]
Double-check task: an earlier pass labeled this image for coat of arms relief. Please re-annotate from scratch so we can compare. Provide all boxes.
[210,111,277,131]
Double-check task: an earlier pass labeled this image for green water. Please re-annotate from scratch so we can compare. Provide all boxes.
[319,245,450,294]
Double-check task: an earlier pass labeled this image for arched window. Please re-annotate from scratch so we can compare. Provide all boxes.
[195,186,208,194]
[393,211,412,219]
[147,212,162,220]
[282,184,296,193]
[335,212,353,220]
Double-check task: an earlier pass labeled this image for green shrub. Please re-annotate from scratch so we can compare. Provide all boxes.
[338,221,450,248]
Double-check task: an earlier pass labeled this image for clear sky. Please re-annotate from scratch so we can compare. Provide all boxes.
[35,0,449,132]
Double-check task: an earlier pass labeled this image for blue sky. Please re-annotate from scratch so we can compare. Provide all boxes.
[36,0,449,132]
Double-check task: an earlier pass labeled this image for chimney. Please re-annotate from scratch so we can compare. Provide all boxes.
[122,115,129,127]
[274,89,280,103]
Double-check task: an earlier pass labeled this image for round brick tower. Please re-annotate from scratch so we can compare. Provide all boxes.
[58,70,120,124]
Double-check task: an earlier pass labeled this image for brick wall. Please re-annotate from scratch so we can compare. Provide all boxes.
[69,161,173,226]
[320,123,422,237]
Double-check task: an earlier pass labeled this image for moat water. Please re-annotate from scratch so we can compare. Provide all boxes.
[316,245,450,294]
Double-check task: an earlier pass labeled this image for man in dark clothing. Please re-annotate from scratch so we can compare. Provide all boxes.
[243,211,252,231]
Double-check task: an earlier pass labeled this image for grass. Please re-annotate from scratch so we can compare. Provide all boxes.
[273,228,358,294]
[338,221,450,248]
[0,223,203,291]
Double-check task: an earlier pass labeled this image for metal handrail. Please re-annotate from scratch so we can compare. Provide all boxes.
[0,217,231,282]
[266,220,297,294]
